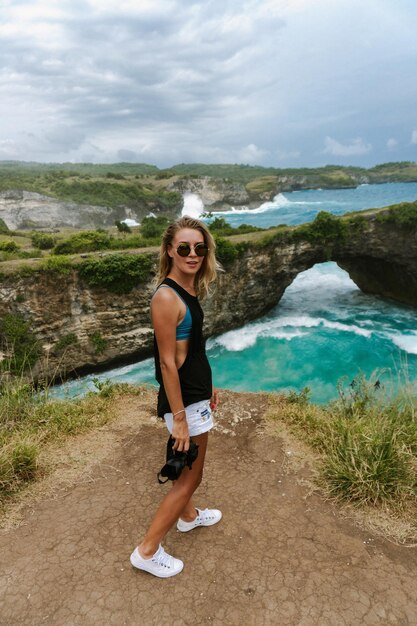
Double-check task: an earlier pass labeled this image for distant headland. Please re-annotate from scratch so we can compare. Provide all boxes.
[1,160,417,227]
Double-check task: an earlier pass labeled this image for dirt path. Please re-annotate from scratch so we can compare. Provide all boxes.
[1,389,416,626]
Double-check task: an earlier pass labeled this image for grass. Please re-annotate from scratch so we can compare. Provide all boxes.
[266,373,417,540]
[0,374,135,503]
[1,369,416,541]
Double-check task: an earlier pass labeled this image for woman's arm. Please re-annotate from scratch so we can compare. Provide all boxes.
[151,288,190,452]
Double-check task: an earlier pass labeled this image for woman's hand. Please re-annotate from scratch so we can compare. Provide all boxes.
[210,387,219,411]
[172,416,190,452]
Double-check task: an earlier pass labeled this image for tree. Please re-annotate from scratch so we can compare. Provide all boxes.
[115,220,132,233]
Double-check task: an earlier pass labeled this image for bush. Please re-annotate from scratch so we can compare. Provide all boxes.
[140,216,170,239]
[214,236,238,266]
[0,440,38,492]
[31,232,56,250]
[376,201,417,228]
[40,255,73,274]
[53,230,113,254]
[209,217,232,233]
[90,332,107,354]
[53,333,78,354]
[0,240,19,253]
[208,217,261,237]
[115,220,132,233]
[292,211,348,245]
[267,372,417,507]
[0,314,41,373]
[78,253,154,293]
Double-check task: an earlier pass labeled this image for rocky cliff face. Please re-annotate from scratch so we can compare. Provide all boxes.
[0,190,137,230]
[168,176,276,210]
[0,209,416,381]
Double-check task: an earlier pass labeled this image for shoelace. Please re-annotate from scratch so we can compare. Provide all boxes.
[152,548,174,569]
[199,508,215,522]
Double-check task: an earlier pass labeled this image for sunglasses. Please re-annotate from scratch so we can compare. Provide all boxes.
[175,242,209,257]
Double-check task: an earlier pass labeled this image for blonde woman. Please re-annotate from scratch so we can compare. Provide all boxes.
[130,216,222,577]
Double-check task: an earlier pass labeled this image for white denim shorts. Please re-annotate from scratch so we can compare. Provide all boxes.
[164,399,214,437]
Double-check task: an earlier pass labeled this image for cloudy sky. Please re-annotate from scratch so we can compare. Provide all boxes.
[1,0,417,167]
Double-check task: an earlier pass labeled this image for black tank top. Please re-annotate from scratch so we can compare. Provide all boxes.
[153,277,213,417]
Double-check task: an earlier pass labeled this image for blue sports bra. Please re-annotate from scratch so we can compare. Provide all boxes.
[159,285,192,340]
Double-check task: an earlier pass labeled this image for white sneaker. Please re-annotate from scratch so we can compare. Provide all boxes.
[130,545,184,578]
[177,508,222,533]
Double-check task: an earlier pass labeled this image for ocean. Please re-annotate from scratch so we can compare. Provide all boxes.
[54,182,417,403]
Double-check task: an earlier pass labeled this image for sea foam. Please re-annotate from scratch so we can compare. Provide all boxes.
[182,192,205,218]
[209,312,373,352]
[388,333,417,355]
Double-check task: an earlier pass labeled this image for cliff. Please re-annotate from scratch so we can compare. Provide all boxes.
[1,205,416,382]
[2,161,417,228]
[168,176,276,210]
[0,190,121,230]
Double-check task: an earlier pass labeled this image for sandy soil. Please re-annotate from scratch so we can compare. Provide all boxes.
[0,388,416,626]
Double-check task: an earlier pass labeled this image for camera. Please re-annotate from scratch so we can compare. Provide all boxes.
[157,436,199,483]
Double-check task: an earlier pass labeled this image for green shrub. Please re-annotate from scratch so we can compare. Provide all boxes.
[109,235,146,249]
[53,230,113,254]
[0,314,41,373]
[209,217,232,233]
[0,240,19,253]
[91,377,115,397]
[90,332,107,354]
[115,220,132,233]
[40,255,73,274]
[376,201,417,228]
[53,333,78,354]
[320,415,413,504]
[10,441,38,481]
[292,211,348,245]
[214,236,238,265]
[346,215,367,234]
[106,172,125,180]
[31,232,56,249]
[140,216,170,239]
[0,440,38,492]
[208,217,261,237]
[78,253,154,293]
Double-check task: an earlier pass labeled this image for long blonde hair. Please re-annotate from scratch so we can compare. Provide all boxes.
[156,215,219,298]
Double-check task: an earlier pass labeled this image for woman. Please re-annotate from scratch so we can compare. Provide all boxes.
[130,216,222,578]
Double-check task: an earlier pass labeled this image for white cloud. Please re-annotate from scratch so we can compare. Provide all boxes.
[1,0,417,165]
[386,138,398,149]
[238,144,268,164]
[323,136,372,157]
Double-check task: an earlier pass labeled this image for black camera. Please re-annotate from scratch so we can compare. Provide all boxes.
[157,436,199,483]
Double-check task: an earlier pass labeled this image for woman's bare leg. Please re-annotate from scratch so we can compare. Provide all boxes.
[138,432,208,558]
[176,432,209,521]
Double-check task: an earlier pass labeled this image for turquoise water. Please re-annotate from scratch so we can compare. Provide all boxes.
[53,182,417,403]
[207,181,417,229]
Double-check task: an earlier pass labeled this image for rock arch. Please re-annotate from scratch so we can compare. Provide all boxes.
[204,211,417,337]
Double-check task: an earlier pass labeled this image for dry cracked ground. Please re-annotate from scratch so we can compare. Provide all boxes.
[0,388,416,626]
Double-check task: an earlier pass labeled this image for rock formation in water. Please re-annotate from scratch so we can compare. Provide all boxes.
[0,207,416,381]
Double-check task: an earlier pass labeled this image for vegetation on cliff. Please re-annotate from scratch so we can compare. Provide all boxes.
[1,161,417,220]
[0,314,41,374]
[376,199,417,228]
[0,377,127,502]
[78,253,154,294]
[268,374,417,512]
